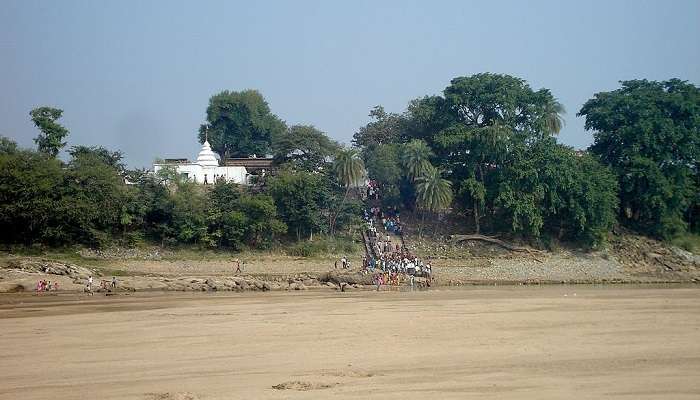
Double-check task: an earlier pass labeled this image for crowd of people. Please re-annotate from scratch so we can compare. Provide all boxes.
[363,180,381,201]
[35,279,58,293]
[362,206,432,289]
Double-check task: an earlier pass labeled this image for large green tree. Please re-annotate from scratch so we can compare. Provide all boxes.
[30,107,69,157]
[579,79,699,238]
[272,125,340,171]
[0,150,64,244]
[198,90,286,159]
[267,170,332,239]
[495,139,619,246]
[434,73,565,232]
[352,106,406,148]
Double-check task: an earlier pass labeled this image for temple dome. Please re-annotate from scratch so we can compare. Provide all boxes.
[196,140,219,167]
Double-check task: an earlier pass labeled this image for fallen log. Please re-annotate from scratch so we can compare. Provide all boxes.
[450,234,544,261]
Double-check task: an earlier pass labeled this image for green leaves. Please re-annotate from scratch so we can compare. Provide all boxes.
[198,90,286,159]
[272,125,340,171]
[400,139,433,181]
[580,79,699,238]
[333,148,366,188]
[30,107,69,157]
[415,166,453,213]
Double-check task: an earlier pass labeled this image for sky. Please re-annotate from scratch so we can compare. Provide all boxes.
[1,0,699,168]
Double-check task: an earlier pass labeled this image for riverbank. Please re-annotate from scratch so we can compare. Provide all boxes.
[1,232,698,294]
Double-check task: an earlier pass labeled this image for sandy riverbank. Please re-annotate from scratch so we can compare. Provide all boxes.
[1,286,700,400]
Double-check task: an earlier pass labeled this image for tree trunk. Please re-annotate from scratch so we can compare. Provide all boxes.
[474,200,480,234]
[419,209,426,238]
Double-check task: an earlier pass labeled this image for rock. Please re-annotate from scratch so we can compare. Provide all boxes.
[303,279,315,287]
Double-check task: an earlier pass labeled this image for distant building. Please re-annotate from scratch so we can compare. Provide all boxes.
[224,157,276,178]
[153,140,248,184]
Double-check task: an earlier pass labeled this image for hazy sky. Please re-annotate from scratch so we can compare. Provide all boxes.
[2,0,699,168]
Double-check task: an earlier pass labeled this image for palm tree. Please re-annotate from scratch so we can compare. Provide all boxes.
[544,100,566,135]
[330,148,366,235]
[415,166,453,237]
[400,139,433,181]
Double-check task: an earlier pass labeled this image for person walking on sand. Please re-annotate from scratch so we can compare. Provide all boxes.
[87,276,93,295]
[111,276,117,289]
[235,259,242,274]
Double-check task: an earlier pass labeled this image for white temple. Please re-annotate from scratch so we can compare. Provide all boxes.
[153,140,248,184]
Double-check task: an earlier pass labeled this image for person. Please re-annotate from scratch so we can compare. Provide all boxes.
[341,256,348,269]
[111,276,117,289]
[47,281,52,291]
[53,281,59,291]
[235,259,242,274]
[87,276,93,295]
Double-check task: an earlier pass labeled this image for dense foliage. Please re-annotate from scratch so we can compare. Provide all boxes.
[579,79,699,238]
[2,77,697,250]
[198,90,286,159]
[0,97,361,249]
[356,73,624,247]
[30,107,69,157]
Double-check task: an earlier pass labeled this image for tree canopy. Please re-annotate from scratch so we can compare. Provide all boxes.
[272,125,340,171]
[30,107,69,157]
[198,90,286,159]
[579,79,699,238]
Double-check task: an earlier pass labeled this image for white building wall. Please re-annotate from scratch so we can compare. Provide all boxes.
[153,163,248,185]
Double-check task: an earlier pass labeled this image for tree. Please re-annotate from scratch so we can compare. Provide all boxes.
[30,107,69,157]
[430,73,566,232]
[0,136,18,155]
[236,194,287,247]
[59,148,130,246]
[415,166,453,236]
[267,170,331,239]
[330,148,365,235]
[352,106,406,148]
[362,143,404,207]
[400,139,433,181]
[68,146,125,173]
[579,79,699,238]
[198,90,286,159]
[272,125,340,171]
[544,100,566,135]
[495,139,618,246]
[459,177,485,233]
[0,150,64,244]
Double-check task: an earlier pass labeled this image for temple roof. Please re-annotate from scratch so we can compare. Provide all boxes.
[196,140,219,167]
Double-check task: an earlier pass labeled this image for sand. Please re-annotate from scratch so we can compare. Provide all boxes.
[1,286,699,399]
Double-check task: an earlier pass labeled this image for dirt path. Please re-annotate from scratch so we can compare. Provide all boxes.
[1,286,699,399]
